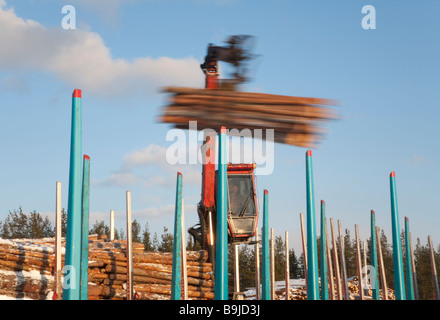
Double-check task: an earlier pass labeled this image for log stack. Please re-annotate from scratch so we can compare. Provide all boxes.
[87,246,213,300]
[0,235,213,300]
[159,87,339,148]
[266,277,396,300]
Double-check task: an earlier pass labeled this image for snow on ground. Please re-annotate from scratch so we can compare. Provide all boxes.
[0,294,34,300]
[244,278,306,299]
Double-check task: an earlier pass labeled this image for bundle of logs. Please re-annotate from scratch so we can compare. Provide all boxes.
[268,277,395,300]
[0,235,214,300]
[159,87,339,148]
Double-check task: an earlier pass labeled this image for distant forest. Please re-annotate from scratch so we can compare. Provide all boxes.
[1,207,439,299]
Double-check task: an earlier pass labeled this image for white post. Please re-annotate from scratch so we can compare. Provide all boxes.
[181,199,188,300]
[54,181,62,300]
[338,219,349,300]
[409,232,419,300]
[285,231,290,300]
[300,213,308,289]
[355,224,364,300]
[270,228,275,300]
[255,228,261,300]
[126,191,133,300]
[363,241,368,296]
[234,244,241,298]
[330,218,342,300]
[110,209,115,241]
[428,236,440,300]
[326,220,335,300]
[376,226,388,300]
[208,211,214,246]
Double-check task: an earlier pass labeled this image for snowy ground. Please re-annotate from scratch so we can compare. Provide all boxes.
[243,279,307,300]
[0,295,33,300]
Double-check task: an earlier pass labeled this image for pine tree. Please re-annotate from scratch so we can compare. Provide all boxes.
[273,235,286,281]
[297,253,305,279]
[414,237,435,299]
[289,248,300,279]
[238,244,256,291]
[132,219,141,243]
[142,222,154,252]
[89,220,110,237]
[152,232,159,252]
[28,211,48,238]
[343,228,356,278]
[115,228,124,240]
[158,227,173,252]
[0,215,11,238]
[186,233,201,251]
[0,208,54,239]
[379,230,394,290]
[8,208,29,238]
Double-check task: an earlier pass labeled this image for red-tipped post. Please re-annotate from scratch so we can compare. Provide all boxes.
[73,89,82,98]
[389,170,406,299]
[305,149,319,299]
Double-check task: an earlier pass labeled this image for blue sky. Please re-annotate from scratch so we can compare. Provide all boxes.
[0,0,439,254]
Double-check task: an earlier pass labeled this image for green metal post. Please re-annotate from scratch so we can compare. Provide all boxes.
[261,190,270,300]
[63,89,82,300]
[405,217,415,300]
[389,171,406,300]
[171,172,183,300]
[80,155,90,300]
[370,210,380,300]
[306,150,319,300]
[214,127,228,300]
[320,200,328,300]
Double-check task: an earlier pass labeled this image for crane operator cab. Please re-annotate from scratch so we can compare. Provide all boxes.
[223,163,259,243]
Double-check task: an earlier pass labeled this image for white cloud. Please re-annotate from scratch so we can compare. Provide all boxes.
[0,74,30,94]
[122,144,168,170]
[71,0,138,22]
[95,143,201,189]
[133,204,175,219]
[0,1,203,96]
[410,154,432,166]
[97,171,142,187]
[133,202,197,221]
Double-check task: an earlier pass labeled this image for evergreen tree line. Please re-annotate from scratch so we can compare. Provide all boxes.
[1,208,439,299]
[0,208,179,253]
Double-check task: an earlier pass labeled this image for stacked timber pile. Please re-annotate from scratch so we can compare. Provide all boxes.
[346,276,395,300]
[275,287,308,300]
[159,87,339,148]
[245,278,396,300]
[270,277,395,300]
[88,247,213,300]
[0,235,213,300]
[0,237,57,300]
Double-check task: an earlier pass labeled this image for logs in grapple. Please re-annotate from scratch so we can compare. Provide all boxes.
[159,87,339,148]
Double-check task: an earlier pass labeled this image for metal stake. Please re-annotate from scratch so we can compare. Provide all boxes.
[389,171,406,299]
[305,150,319,300]
[63,89,83,300]
[214,127,228,300]
[171,173,183,300]
[80,155,90,300]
